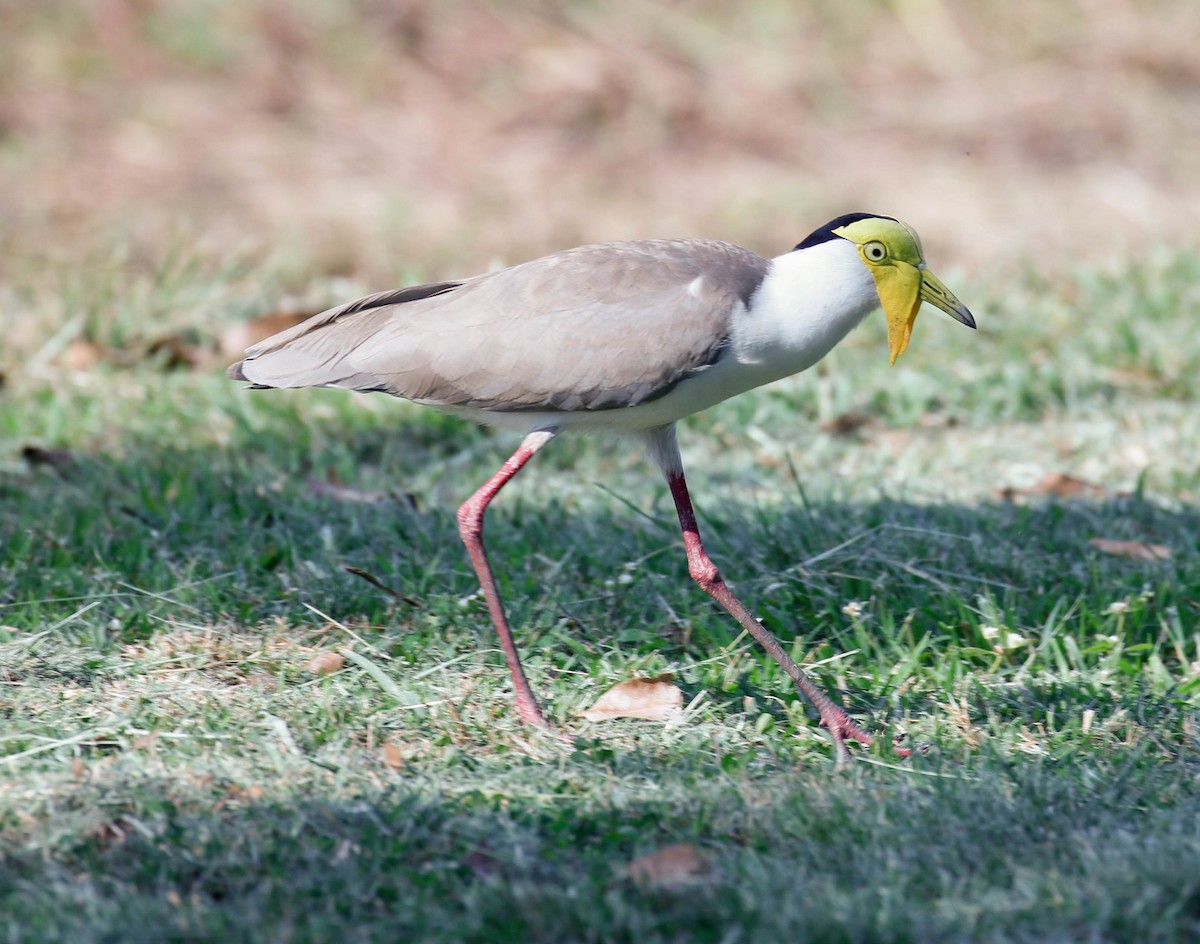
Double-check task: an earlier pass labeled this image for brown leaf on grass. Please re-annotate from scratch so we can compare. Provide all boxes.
[580,674,684,722]
[1037,472,1107,498]
[819,411,872,437]
[625,843,709,887]
[1000,471,1108,502]
[21,445,76,474]
[61,339,107,371]
[144,332,208,371]
[1088,538,1171,561]
[226,784,266,801]
[381,742,406,771]
[303,650,345,675]
[60,334,208,372]
[220,310,318,359]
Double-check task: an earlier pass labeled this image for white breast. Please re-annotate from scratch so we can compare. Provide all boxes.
[730,237,879,377]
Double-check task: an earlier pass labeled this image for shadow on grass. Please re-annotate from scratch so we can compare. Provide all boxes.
[4,406,1200,939]
[3,746,1200,942]
[4,395,1195,611]
[2,402,1197,649]
[4,405,1199,739]
[4,400,1200,705]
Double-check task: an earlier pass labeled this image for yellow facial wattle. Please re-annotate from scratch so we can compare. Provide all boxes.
[832,216,975,364]
[871,262,923,366]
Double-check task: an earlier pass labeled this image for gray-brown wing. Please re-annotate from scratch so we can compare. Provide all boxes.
[229,239,769,412]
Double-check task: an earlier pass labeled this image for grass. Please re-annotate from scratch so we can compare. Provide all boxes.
[5,2,1200,938]
[1,243,1199,942]
[5,0,1200,281]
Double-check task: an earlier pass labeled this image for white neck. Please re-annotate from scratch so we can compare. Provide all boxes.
[730,238,879,381]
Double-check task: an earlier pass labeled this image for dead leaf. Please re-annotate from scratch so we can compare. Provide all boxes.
[227,784,266,801]
[819,411,872,436]
[21,444,75,474]
[625,843,709,887]
[1000,471,1107,501]
[61,339,106,371]
[381,741,406,771]
[1088,538,1171,561]
[1037,472,1107,497]
[580,674,684,722]
[304,650,345,675]
[220,310,317,359]
[145,332,208,370]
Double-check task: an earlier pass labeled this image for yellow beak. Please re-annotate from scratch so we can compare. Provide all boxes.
[875,264,975,365]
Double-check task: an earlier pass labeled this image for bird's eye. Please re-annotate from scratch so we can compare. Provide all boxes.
[863,241,887,262]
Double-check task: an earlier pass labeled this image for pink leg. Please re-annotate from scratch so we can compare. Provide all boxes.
[666,469,905,762]
[457,430,556,728]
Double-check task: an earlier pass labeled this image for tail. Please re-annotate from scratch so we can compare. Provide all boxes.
[226,359,273,388]
[224,279,463,392]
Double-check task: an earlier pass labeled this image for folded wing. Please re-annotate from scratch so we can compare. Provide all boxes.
[229,239,769,412]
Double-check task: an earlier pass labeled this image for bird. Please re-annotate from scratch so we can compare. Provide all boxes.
[228,212,974,762]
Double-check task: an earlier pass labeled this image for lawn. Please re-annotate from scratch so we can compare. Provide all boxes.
[4,1,1200,940]
[2,244,1199,942]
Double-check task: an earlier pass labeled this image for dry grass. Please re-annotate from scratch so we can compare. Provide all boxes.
[2,0,1199,299]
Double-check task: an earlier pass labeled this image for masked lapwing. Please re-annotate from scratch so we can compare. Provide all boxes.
[229,212,974,762]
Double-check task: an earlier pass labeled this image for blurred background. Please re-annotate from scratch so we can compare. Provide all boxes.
[2,0,1199,295]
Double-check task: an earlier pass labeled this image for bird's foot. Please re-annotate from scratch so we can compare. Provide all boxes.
[516,698,552,730]
[820,709,919,762]
[514,696,577,745]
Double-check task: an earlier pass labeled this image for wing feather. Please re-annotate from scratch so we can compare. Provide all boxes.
[229,239,769,412]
